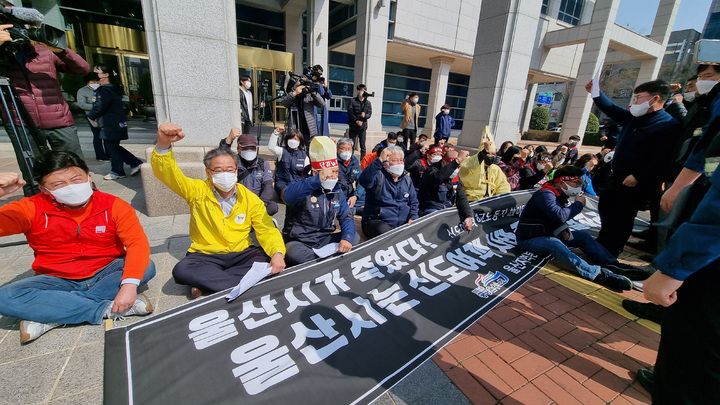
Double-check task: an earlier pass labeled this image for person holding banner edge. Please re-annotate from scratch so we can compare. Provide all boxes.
[515,165,651,291]
[282,136,359,266]
[359,145,419,238]
[151,123,286,298]
[0,152,156,343]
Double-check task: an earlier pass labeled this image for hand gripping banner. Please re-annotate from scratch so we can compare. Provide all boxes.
[104,191,608,405]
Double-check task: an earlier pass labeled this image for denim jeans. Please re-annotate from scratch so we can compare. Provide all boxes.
[285,233,361,266]
[104,139,143,176]
[516,230,616,280]
[0,258,155,325]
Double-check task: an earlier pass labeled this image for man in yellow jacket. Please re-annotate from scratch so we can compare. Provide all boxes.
[151,123,286,297]
[459,148,511,201]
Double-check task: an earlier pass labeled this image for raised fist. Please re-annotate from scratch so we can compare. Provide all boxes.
[157,123,185,149]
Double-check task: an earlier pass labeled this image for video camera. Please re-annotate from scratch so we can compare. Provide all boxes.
[0,6,67,51]
[363,91,375,98]
[281,71,317,96]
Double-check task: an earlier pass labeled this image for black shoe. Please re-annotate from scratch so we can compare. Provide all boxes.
[636,368,654,394]
[595,268,633,291]
[626,240,658,254]
[631,229,653,240]
[605,262,654,281]
[638,254,656,263]
[622,300,664,324]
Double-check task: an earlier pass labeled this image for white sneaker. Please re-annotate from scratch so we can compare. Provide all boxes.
[104,293,154,321]
[19,320,62,344]
[103,173,126,180]
[130,165,142,176]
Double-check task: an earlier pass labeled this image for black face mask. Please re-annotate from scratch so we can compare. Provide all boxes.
[484,155,496,166]
[570,142,578,147]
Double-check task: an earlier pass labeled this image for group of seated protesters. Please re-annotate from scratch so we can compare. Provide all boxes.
[0,121,646,344]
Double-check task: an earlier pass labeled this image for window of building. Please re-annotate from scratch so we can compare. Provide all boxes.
[557,0,583,26]
[329,1,358,46]
[541,0,549,15]
[704,12,720,39]
[236,4,285,51]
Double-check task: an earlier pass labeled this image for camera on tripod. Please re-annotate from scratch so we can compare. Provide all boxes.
[259,78,271,94]
[0,7,67,51]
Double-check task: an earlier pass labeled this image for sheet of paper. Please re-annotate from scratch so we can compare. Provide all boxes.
[313,243,339,259]
[225,262,272,302]
[591,60,603,98]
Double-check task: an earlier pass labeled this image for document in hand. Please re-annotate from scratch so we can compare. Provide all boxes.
[225,262,272,302]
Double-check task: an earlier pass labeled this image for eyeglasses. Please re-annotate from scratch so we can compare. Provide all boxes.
[631,94,654,104]
[210,168,237,174]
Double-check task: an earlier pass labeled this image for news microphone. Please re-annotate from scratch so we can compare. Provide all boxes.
[1,6,44,23]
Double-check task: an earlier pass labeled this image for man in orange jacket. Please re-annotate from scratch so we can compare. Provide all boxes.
[0,151,155,344]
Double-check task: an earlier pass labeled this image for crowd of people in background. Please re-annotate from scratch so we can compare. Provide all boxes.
[1,51,720,405]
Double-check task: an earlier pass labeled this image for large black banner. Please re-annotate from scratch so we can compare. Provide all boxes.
[104,191,608,405]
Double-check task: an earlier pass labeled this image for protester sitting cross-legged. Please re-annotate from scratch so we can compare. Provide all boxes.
[519,151,553,190]
[458,142,511,201]
[268,126,309,200]
[282,136,359,266]
[359,145,419,239]
[219,128,277,215]
[418,149,473,230]
[0,152,156,344]
[515,166,651,291]
[336,137,363,215]
[151,123,286,298]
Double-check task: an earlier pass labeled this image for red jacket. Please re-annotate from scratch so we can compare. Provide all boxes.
[5,44,89,129]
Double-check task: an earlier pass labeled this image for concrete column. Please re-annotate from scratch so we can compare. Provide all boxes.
[285,0,306,74]
[353,0,390,140]
[559,0,620,143]
[141,0,241,145]
[421,56,454,137]
[547,0,562,19]
[520,82,538,132]
[306,0,329,70]
[635,0,681,85]
[458,0,541,149]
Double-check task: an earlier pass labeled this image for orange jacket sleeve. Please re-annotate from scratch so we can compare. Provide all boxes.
[111,199,150,281]
[0,198,35,237]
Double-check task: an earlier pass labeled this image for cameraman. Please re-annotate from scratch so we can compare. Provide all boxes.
[0,21,90,196]
[310,65,332,137]
[347,84,372,159]
[240,75,265,134]
[281,76,324,148]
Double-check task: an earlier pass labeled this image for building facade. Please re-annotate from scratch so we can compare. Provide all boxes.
[22,0,680,146]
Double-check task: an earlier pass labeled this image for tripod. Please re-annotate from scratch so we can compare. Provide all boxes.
[0,75,43,195]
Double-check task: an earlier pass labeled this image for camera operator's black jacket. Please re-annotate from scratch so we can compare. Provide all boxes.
[87,83,128,141]
[281,91,324,141]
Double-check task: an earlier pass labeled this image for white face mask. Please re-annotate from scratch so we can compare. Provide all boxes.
[89,83,100,90]
[629,100,651,117]
[412,98,419,104]
[49,179,94,206]
[442,109,449,115]
[240,149,257,161]
[683,92,696,102]
[696,79,717,95]
[339,151,352,161]
[398,136,404,143]
[536,163,546,171]
[244,81,252,90]
[430,155,442,164]
[419,140,426,146]
[563,182,583,197]
[212,172,237,192]
[321,178,338,191]
[387,164,404,176]
[287,139,300,149]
